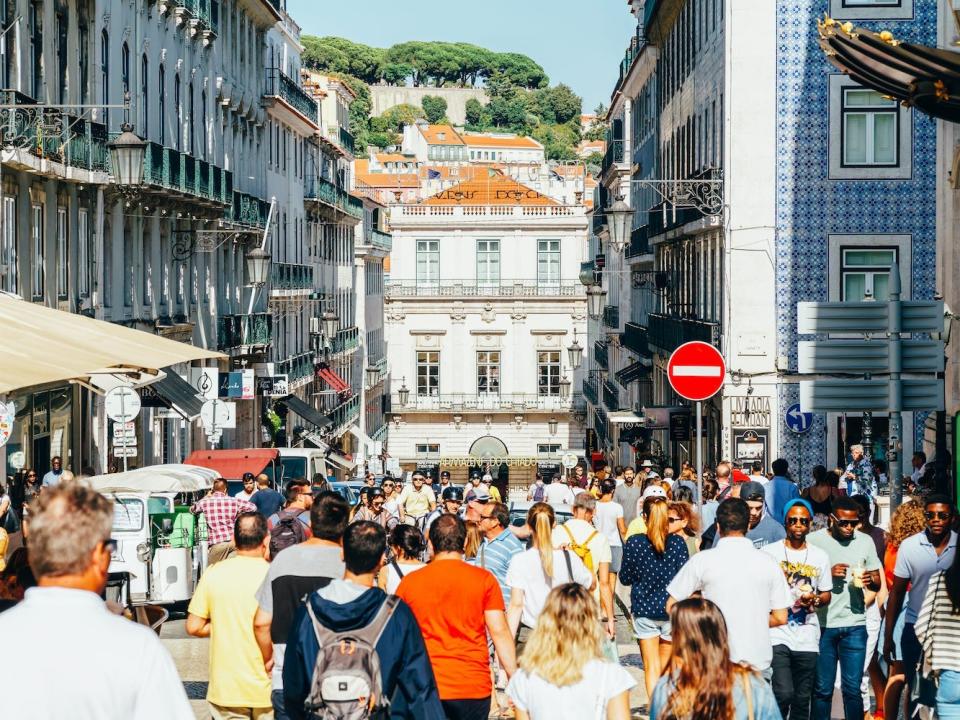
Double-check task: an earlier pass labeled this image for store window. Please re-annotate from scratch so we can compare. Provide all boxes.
[31,204,43,299]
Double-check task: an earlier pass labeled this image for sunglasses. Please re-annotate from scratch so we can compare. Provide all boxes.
[786,516,812,526]
[668,516,682,523]
[102,538,118,554]
[925,511,952,520]
[831,516,859,528]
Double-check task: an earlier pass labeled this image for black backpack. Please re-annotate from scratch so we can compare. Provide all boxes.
[270,510,306,557]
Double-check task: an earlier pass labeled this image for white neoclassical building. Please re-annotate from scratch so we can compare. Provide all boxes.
[385,171,588,489]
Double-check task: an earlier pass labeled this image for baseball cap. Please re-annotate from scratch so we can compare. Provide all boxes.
[641,485,668,500]
[470,488,492,503]
[242,472,255,482]
[739,481,766,503]
[482,473,493,483]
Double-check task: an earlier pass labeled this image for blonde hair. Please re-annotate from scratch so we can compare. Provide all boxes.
[644,496,669,554]
[889,499,926,548]
[527,502,556,578]
[464,521,482,560]
[520,584,603,686]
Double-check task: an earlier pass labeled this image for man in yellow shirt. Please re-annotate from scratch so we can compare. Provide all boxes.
[187,512,272,719]
[398,471,437,526]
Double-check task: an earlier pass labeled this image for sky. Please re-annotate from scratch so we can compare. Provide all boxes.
[287,0,637,113]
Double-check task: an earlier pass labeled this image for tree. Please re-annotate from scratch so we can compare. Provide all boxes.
[464,98,489,128]
[374,103,425,134]
[381,62,413,85]
[421,95,448,124]
[301,36,383,84]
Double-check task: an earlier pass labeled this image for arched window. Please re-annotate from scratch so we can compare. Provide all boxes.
[140,55,149,139]
[174,74,181,151]
[100,30,109,127]
[158,65,165,145]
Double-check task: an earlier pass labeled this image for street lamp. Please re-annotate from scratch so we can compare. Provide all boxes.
[245,247,271,287]
[397,377,410,406]
[322,310,339,339]
[607,196,633,253]
[586,285,607,318]
[107,123,148,187]
[548,418,558,436]
[567,331,583,370]
[365,365,379,387]
[558,375,572,400]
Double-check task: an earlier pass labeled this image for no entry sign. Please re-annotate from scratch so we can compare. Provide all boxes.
[667,342,726,402]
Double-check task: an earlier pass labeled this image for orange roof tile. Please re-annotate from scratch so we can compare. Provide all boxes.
[418,124,465,146]
[356,172,420,189]
[423,171,558,206]
[374,152,414,164]
[461,133,543,150]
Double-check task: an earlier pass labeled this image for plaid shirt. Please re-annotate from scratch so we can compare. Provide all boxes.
[191,492,256,547]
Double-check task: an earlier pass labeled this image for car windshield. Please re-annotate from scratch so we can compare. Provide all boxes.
[509,509,572,528]
[113,498,145,532]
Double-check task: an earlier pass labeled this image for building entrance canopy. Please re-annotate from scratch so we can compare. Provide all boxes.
[0,294,223,394]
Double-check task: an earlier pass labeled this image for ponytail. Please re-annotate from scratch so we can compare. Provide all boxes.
[528,502,556,578]
[644,496,669,554]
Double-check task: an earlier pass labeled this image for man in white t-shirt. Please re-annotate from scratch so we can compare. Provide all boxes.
[552,493,615,638]
[543,475,575,507]
[667,497,791,673]
[762,499,832,718]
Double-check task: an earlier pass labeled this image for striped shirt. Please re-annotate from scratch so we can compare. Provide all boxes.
[915,571,960,673]
[476,529,525,605]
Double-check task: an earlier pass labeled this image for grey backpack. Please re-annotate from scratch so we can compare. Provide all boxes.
[304,595,399,720]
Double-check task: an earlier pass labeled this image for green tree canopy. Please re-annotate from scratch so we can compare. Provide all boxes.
[421,95,448,124]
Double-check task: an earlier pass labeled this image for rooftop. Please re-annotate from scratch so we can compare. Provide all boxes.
[461,132,543,150]
[418,124,466,146]
[423,170,559,206]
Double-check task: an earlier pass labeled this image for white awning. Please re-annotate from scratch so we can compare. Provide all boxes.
[0,294,224,394]
[607,411,646,424]
[83,464,221,494]
[327,451,356,470]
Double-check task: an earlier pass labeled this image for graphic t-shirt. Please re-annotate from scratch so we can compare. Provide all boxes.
[762,541,832,653]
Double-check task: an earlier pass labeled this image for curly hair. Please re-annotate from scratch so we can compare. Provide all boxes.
[888,499,926,548]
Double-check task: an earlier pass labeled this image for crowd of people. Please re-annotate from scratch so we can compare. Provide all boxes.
[0,451,957,720]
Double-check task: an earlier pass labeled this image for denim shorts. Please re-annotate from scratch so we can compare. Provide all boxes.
[633,615,672,641]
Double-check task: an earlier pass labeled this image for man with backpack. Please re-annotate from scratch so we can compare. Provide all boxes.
[282,521,444,720]
[526,473,546,503]
[254,492,349,720]
[267,480,313,557]
[551,493,616,639]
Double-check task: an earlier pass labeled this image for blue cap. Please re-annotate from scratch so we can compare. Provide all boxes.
[782,498,814,524]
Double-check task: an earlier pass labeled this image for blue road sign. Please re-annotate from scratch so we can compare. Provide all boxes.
[785,403,814,434]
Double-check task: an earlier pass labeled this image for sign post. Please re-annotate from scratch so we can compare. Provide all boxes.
[105,387,142,472]
[667,342,726,515]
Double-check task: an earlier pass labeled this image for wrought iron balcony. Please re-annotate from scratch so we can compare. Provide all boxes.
[594,341,609,370]
[270,262,314,292]
[217,312,272,353]
[338,126,355,155]
[583,377,599,406]
[265,68,319,123]
[225,191,270,228]
[330,396,361,434]
[601,139,625,177]
[385,279,585,299]
[331,326,360,355]
[603,305,620,329]
[602,380,621,412]
[623,322,650,357]
[594,407,609,443]
[647,313,721,354]
[370,229,392,253]
[276,351,314,384]
[391,393,585,413]
[305,176,364,220]
[626,225,650,257]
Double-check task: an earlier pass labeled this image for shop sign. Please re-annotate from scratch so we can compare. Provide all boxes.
[730,396,771,428]
[733,428,769,468]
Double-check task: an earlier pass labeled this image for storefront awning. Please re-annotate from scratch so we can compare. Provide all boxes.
[280,394,333,432]
[615,361,650,385]
[147,369,205,421]
[607,410,647,425]
[317,367,350,393]
[184,448,279,480]
[0,294,224,394]
[327,451,356,470]
[818,18,960,123]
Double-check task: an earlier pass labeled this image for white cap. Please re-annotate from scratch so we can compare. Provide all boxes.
[641,485,668,500]
[482,473,493,483]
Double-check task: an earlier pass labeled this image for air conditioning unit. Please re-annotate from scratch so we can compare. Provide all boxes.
[309,317,321,334]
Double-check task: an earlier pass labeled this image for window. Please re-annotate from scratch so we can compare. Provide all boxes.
[476,240,500,288]
[78,209,89,297]
[100,31,109,127]
[158,65,165,145]
[78,21,88,105]
[538,444,562,455]
[56,11,67,105]
[121,43,130,96]
[830,76,911,179]
[188,81,195,156]
[842,89,897,166]
[416,351,439,397]
[31,204,43,299]
[174,74,181,150]
[201,90,207,159]
[1,196,16,293]
[416,240,439,288]
[841,248,898,302]
[537,351,561,397]
[537,239,560,287]
[416,443,440,456]
[56,207,67,299]
[140,55,149,139]
[831,0,910,21]
[29,2,41,100]
[477,351,500,395]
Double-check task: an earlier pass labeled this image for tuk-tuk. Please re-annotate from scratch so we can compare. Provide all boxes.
[184,448,281,495]
[85,464,220,607]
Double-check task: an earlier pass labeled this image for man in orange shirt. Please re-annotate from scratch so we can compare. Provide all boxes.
[396,514,516,720]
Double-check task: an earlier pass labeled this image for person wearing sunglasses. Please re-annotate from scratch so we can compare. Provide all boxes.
[882,493,957,716]
[807,495,882,720]
[762,499,832,720]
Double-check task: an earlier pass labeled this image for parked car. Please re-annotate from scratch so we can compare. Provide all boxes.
[508,500,573,528]
[329,482,358,505]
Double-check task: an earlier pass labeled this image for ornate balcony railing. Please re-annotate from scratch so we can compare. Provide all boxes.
[385,279,585,298]
[601,139,625,176]
[305,176,364,219]
[602,380,621,412]
[226,191,270,228]
[626,225,650,257]
[594,407,609,443]
[393,204,585,221]
[265,68,319,123]
[276,351,314,383]
[623,322,650,357]
[594,341,609,370]
[330,396,361,433]
[370,229,392,253]
[391,393,585,413]
[603,304,620,329]
[338,126,355,155]
[647,313,721,354]
[583,377,599,406]
[217,313,272,352]
[331,326,359,355]
[270,262,314,291]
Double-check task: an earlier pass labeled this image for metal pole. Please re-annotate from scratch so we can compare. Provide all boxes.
[696,400,703,513]
[120,391,128,473]
[889,264,904,512]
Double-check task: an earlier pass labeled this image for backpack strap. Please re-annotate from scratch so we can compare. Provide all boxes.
[584,530,599,546]
[305,596,341,648]
[390,558,405,579]
[353,595,401,649]
[563,549,574,582]
[562,523,576,545]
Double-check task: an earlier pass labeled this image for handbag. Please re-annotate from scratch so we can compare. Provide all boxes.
[913,573,943,709]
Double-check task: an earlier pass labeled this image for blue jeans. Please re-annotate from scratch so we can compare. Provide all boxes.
[813,625,867,720]
[271,689,291,720]
[938,670,960,719]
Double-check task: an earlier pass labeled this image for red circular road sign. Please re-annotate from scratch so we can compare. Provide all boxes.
[667,341,726,402]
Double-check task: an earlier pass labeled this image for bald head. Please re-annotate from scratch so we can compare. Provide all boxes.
[213,479,228,493]
[716,462,731,480]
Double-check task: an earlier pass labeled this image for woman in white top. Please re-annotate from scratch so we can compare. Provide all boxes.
[508,583,635,720]
[377,524,426,594]
[593,479,626,598]
[506,502,594,637]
